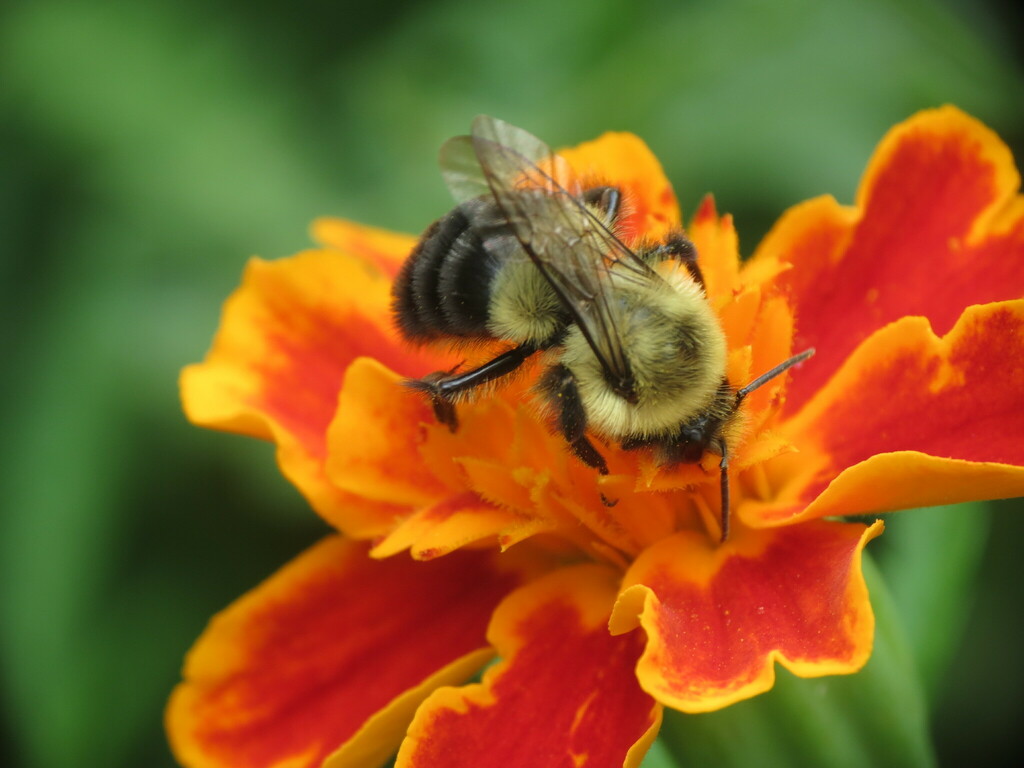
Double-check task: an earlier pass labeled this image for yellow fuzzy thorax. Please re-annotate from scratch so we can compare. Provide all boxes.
[486,259,565,343]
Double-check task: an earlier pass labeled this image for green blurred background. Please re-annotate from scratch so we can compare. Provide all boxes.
[2,0,1023,766]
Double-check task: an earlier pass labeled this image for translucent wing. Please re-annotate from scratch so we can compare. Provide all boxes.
[439,115,662,398]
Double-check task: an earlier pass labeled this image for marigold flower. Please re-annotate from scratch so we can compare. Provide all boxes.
[168,106,1024,768]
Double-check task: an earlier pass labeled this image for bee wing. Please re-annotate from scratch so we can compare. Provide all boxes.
[437,133,493,203]
[440,115,660,395]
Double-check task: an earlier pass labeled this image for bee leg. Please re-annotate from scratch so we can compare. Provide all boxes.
[653,401,731,540]
[652,234,705,290]
[574,439,611,478]
[406,343,537,432]
[538,364,610,479]
[719,444,731,543]
[407,370,461,431]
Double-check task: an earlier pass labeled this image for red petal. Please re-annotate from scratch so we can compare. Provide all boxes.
[753,106,1024,415]
[397,565,661,768]
[611,520,882,713]
[167,538,534,768]
[748,300,1024,526]
[182,252,448,536]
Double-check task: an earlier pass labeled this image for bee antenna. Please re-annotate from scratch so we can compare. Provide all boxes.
[736,348,815,404]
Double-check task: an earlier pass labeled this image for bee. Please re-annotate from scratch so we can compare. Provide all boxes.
[392,116,812,540]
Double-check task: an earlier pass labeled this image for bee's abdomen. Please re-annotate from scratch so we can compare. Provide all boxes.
[393,202,503,342]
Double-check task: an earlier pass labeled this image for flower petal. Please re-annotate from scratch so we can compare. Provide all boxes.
[753,105,1024,414]
[747,300,1024,526]
[396,565,661,768]
[182,251,448,536]
[370,491,526,560]
[311,217,417,278]
[611,520,882,713]
[688,195,741,302]
[558,130,682,245]
[325,357,451,507]
[167,537,534,768]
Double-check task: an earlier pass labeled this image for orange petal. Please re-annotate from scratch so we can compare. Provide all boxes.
[558,130,682,245]
[692,196,792,311]
[418,394,525,494]
[370,491,526,560]
[611,520,883,713]
[325,357,450,507]
[310,217,417,279]
[752,106,1024,415]
[748,300,1024,526]
[688,196,741,302]
[685,200,801,428]
[182,251,448,536]
[167,537,534,768]
[396,565,661,768]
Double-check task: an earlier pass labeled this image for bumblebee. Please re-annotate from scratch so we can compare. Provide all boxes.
[392,116,812,540]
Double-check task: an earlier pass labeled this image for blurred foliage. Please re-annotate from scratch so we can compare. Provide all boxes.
[1,0,1023,766]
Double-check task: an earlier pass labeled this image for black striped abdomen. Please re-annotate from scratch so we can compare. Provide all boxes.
[392,198,506,342]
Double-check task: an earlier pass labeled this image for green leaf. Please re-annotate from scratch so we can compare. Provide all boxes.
[873,504,989,702]
[656,555,935,768]
[639,735,681,768]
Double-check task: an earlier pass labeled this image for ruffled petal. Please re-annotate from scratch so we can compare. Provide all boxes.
[688,196,742,303]
[745,300,1024,527]
[167,537,535,768]
[370,491,526,560]
[611,520,882,713]
[327,358,667,560]
[182,251,449,536]
[558,130,682,245]
[752,105,1024,415]
[311,217,417,278]
[325,357,451,508]
[396,565,661,768]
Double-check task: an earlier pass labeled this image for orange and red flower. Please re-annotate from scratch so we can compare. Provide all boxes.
[168,106,1024,768]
